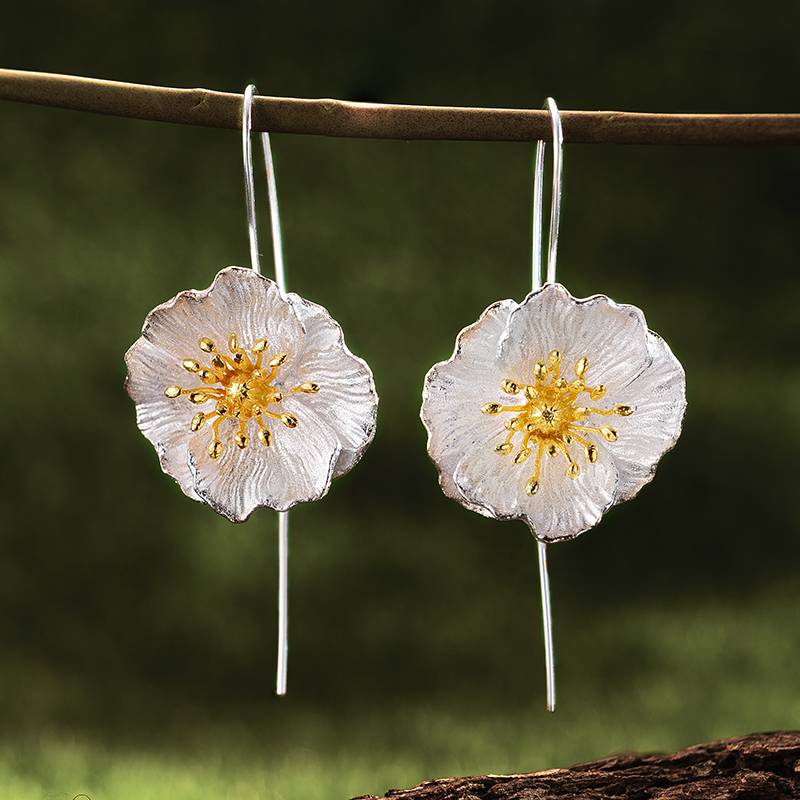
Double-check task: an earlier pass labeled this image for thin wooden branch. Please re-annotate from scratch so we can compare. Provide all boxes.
[1,69,800,145]
[356,732,800,800]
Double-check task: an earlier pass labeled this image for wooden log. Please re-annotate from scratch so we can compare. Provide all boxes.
[355,732,800,800]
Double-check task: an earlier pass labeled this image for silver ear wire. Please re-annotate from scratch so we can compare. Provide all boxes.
[531,97,564,712]
[531,98,564,291]
[242,84,290,696]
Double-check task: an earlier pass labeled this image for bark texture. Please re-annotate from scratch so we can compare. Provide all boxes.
[356,732,800,800]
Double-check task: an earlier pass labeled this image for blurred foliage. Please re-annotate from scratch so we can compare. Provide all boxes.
[1,1,800,798]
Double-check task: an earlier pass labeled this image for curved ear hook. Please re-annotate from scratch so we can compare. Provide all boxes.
[531,97,564,290]
[242,84,287,294]
[242,84,290,697]
[530,96,563,713]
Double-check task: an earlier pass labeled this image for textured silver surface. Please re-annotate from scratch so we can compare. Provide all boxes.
[420,283,686,542]
[125,266,378,522]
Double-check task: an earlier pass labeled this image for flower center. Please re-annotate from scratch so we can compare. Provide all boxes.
[481,350,633,496]
[164,333,320,460]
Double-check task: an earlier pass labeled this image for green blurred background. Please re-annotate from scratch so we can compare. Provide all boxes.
[1,2,799,798]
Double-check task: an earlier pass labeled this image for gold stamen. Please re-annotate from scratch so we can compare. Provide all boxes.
[165,331,315,457]
[501,379,520,394]
[600,426,617,442]
[480,349,630,495]
[514,448,531,464]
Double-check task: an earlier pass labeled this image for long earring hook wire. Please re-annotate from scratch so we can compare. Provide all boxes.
[242,84,290,697]
[530,96,563,713]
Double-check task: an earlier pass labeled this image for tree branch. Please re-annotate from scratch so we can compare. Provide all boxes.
[356,732,800,800]
[1,69,800,145]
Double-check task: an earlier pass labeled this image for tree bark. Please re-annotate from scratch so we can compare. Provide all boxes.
[356,732,800,800]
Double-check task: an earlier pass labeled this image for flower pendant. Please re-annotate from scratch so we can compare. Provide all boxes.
[421,283,686,541]
[126,267,378,521]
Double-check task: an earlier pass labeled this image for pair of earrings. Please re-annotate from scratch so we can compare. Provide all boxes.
[125,92,686,708]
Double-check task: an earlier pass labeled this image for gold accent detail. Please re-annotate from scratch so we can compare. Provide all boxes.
[483,353,632,496]
[293,382,320,394]
[599,426,618,442]
[501,379,520,394]
[165,333,320,456]
[514,448,531,464]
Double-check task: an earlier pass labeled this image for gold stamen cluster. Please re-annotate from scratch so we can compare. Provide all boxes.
[481,350,632,496]
[164,333,320,460]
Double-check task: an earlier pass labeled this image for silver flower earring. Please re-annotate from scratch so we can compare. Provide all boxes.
[420,98,686,711]
[125,85,378,694]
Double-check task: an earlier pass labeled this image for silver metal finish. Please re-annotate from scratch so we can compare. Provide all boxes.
[531,97,564,290]
[537,540,555,712]
[531,97,563,712]
[243,84,289,696]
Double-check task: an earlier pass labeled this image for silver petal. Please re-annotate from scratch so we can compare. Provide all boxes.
[286,295,378,478]
[187,408,340,522]
[604,329,687,503]
[498,283,651,395]
[124,336,202,500]
[420,299,517,516]
[454,439,619,542]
